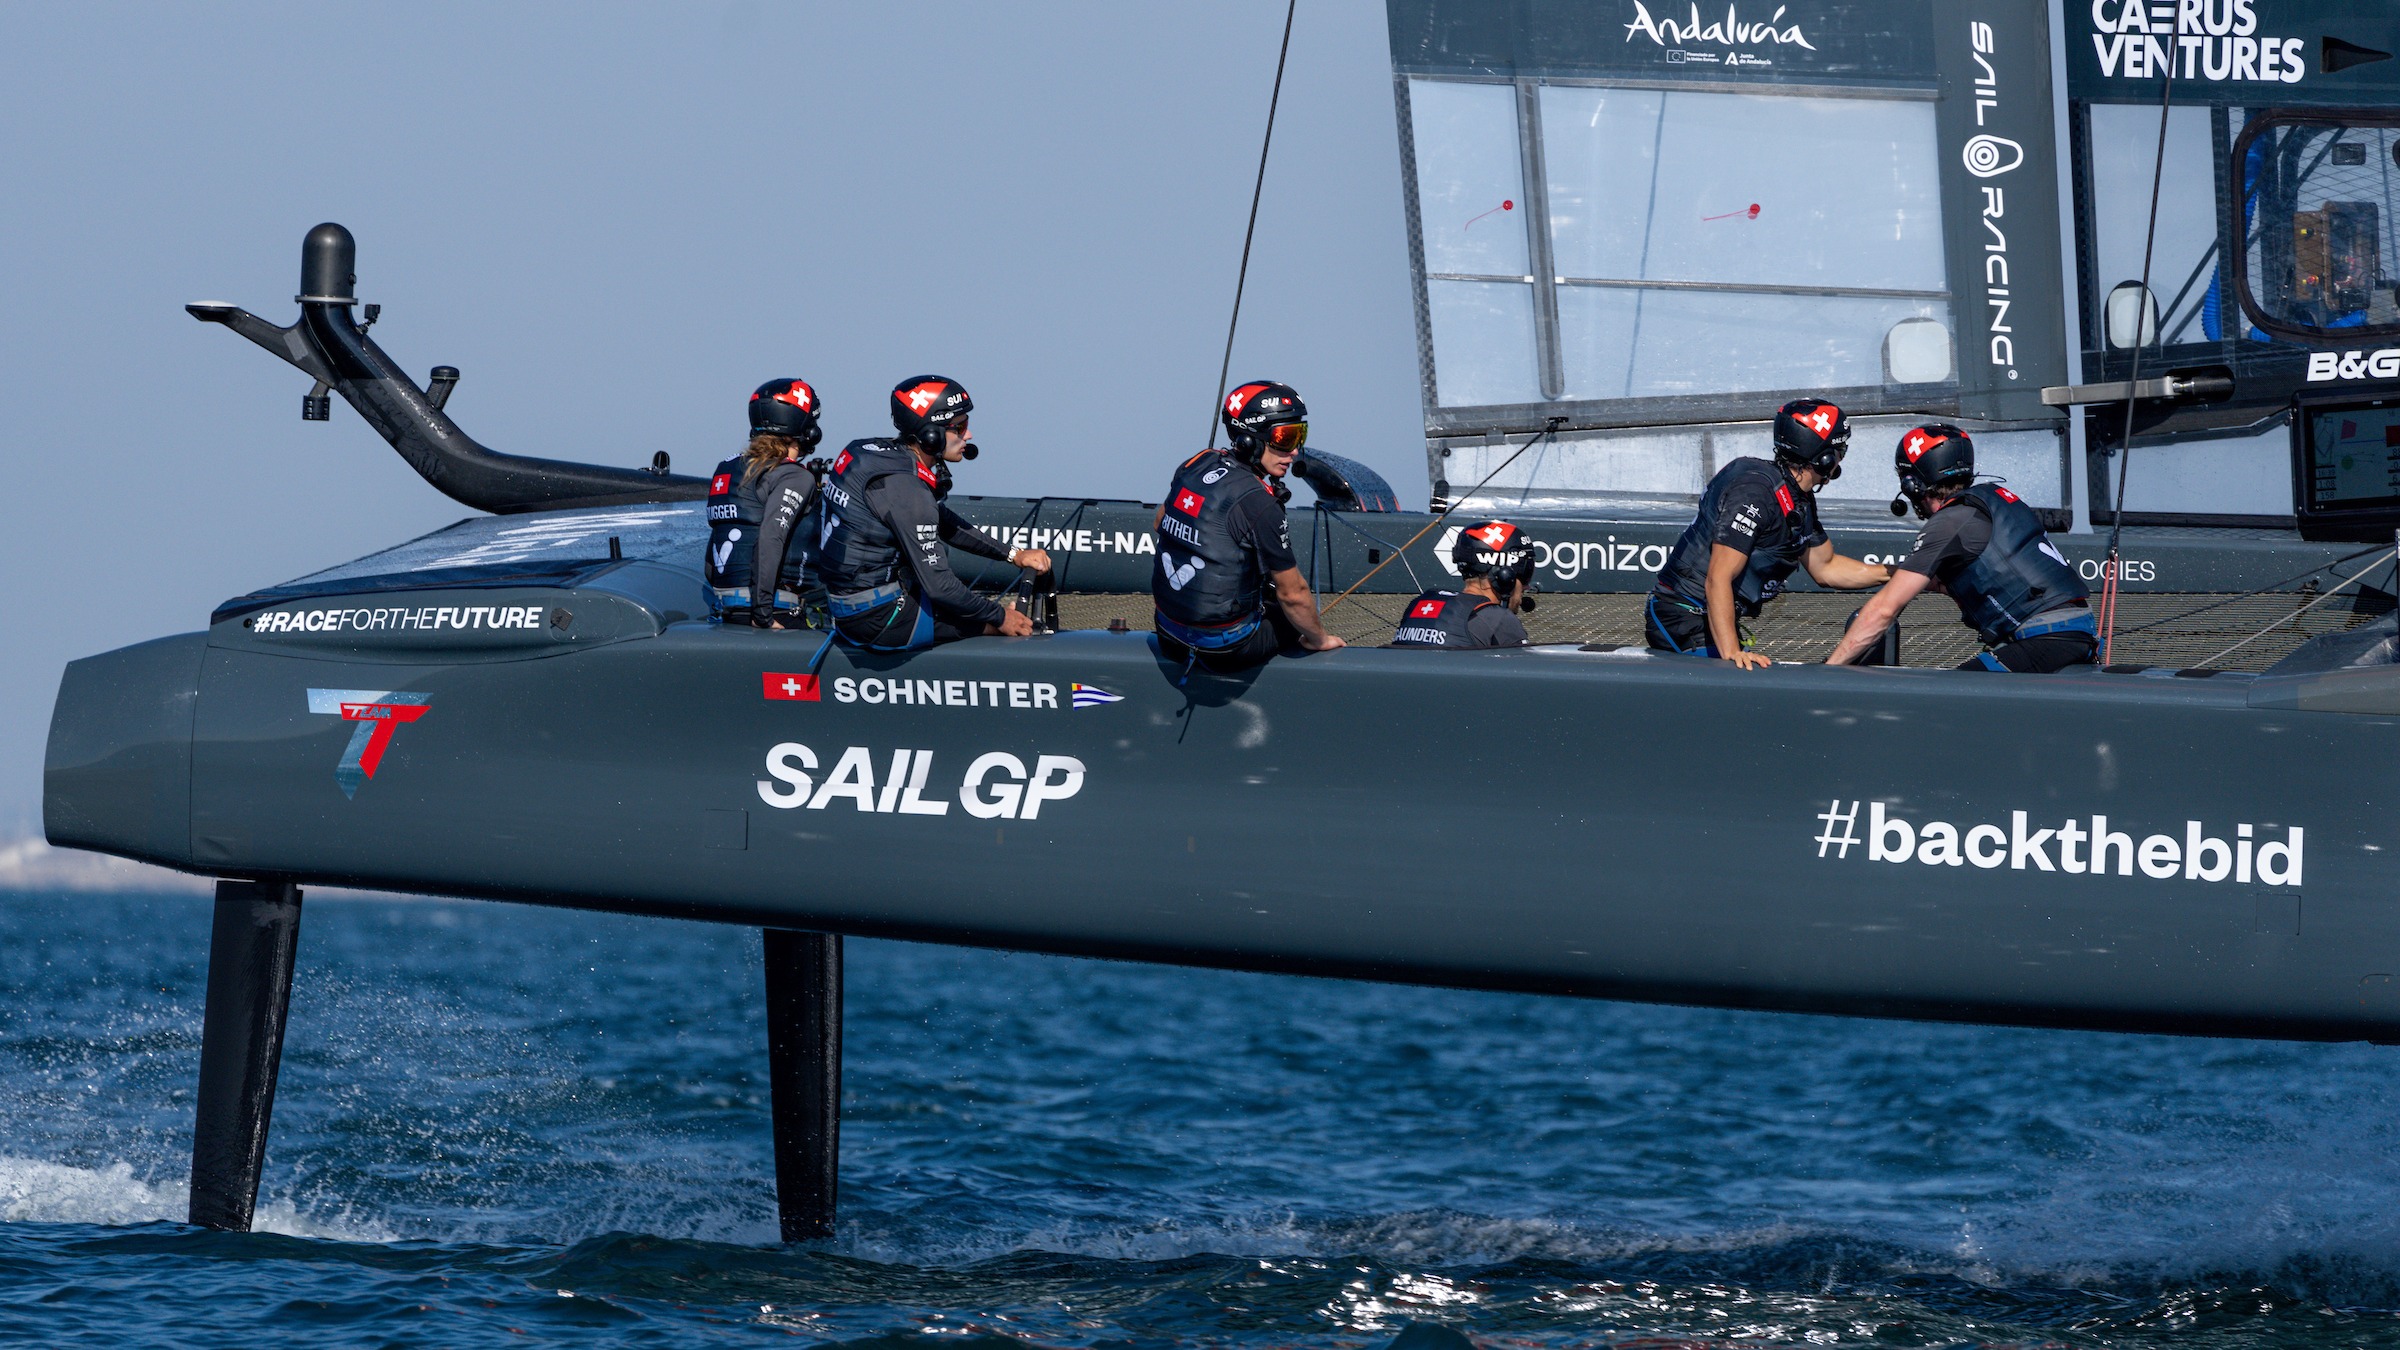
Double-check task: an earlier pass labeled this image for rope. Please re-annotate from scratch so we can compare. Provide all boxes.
[2193,549,2399,669]
[2099,21,2180,662]
[2108,543,2388,638]
[1208,0,1299,445]
[1319,417,1565,617]
[1319,508,1426,595]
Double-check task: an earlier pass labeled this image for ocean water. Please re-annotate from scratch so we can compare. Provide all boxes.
[2,893,2398,1347]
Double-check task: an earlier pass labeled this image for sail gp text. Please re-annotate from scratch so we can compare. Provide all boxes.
[758,743,1085,819]
[1812,801,2302,885]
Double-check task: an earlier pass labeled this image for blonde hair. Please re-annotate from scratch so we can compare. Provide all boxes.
[741,433,804,486]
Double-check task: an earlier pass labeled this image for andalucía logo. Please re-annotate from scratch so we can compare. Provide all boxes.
[1812,800,2303,885]
[308,688,432,799]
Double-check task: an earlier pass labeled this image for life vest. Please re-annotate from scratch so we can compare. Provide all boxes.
[703,455,810,602]
[1942,483,2091,644]
[1652,458,1820,617]
[816,439,940,596]
[1152,450,1278,629]
[1387,590,1502,647]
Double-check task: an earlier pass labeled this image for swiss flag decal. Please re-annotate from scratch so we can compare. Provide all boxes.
[763,673,821,702]
[1994,486,2019,503]
[898,380,945,414]
[710,473,732,496]
[1901,430,1939,462]
[1774,484,1796,515]
[1173,488,1204,516]
[1411,597,1446,619]
[1470,523,1514,549]
[833,450,853,475]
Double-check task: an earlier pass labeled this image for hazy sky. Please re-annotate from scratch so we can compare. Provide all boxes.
[0,2,1420,823]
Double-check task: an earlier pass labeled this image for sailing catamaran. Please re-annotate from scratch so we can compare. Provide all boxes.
[41,0,2400,1241]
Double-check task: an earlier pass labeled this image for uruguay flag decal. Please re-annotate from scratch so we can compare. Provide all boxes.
[1071,683,1123,709]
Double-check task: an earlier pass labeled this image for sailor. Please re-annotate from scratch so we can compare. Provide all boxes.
[1151,381,1346,672]
[1386,521,1534,648]
[705,378,824,628]
[1825,425,2096,672]
[816,375,1052,650]
[1645,398,1891,669]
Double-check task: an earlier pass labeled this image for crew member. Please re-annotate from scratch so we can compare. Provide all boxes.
[1645,398,1890,669]
[1387,521,1534,648]
[705,378,823,628]
[1151,381,1346,672]
[816,375,1052,650]
[1826,425,2095,672]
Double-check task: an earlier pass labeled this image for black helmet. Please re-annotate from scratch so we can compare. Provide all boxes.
[1772,398,1850,480]
[1453,520,1537,608]
[749,378,823,448]
[1893,423,1974,516]
[1222,381,1308,465]
[891,375,971,454]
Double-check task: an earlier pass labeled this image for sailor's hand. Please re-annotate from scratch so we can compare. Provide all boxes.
[1723,649,1772,671]
[1305,632,1347,652]
[749,608,777,631]
[995,608,1035,637]
[1010,547,1053,574]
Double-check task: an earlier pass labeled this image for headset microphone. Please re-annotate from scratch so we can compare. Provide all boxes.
[959,443,979,460]
[1891,496,1909,516]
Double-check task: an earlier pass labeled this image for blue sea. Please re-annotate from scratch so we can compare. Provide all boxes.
[3,891,2398,1347]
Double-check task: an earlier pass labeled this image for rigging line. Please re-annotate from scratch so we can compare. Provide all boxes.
[2194,550,2400,670]
[2100,40,2180,664]
[1319,508,1426,594]
[1208,0,1300,445]
[1320,417,1567,617]
[2111,542,2389,637]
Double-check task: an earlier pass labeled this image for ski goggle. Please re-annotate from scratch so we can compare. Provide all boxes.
[1263,421,1308,451]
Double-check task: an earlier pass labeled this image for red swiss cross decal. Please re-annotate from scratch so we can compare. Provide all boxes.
[1994,486,2019,502]
[832,449,853,475]
[1411,597,1446,619]
[1902,430,1940,462]
[762,672,821,702]
[710,473,732,496]
[1173,488,1204,516]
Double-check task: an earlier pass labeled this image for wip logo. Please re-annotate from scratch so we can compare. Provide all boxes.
[307,688,431,799]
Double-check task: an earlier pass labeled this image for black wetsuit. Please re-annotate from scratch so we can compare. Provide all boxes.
[1151,450,1300,673]
[1646,458,1824,656]
[1386,590,1529,648]
[705,456,818,625]
[817,439,1015,650]
[1900,485,2094,673]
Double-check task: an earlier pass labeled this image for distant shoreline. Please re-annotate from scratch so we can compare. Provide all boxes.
[0,838,414,900]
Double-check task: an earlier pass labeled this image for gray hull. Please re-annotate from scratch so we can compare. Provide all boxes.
[45,566,2400,1044]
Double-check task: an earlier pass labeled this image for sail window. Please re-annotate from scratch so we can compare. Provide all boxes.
[1401,75,1956,418]
[2084,104,2224,350]
[1407,79,1543,407]
[1541,85,1950,404]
